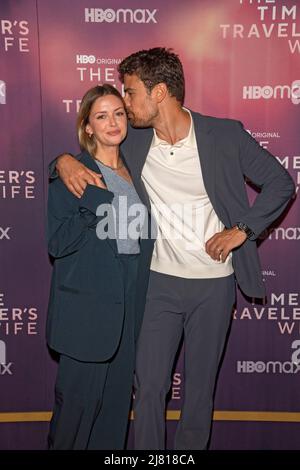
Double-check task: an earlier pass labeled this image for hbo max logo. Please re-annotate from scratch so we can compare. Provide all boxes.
[84,8,158,23]
[0,80,6,104]
[243,80,300,105]
[0,340,13,375]
[237,360,300,374]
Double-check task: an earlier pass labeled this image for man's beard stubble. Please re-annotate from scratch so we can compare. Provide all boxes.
[127,110,158,129]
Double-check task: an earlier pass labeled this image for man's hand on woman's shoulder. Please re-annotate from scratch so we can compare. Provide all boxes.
[56,153,105,198]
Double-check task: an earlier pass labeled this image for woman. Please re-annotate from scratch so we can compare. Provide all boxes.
[46,84,146,449]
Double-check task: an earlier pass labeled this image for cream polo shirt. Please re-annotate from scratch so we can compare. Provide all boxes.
[141,110,233,279]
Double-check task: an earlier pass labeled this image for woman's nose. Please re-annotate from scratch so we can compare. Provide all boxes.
[109,115,117,126]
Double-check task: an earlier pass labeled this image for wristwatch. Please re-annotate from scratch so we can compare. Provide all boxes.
[236,222,254,240]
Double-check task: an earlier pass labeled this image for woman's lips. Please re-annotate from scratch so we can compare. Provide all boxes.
[107,130,121,136]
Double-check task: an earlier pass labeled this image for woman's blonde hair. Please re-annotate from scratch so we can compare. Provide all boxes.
[77,84,125,157]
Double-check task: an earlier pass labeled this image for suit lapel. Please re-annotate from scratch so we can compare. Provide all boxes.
[121,127,153,211]
[80,152,118,254]
[192,112,219,219]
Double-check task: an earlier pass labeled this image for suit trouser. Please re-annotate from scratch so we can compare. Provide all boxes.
[48,254,138,450]
[134,271,236,450]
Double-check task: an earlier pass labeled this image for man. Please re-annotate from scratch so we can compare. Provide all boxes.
[52,48,295,450]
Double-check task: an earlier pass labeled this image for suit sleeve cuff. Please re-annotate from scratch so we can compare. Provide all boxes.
[79,184,114,215]
[49,158,59,180]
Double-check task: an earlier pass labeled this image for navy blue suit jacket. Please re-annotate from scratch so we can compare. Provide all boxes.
[119,111,295,298]
[46,152,150,361]
[49,111,295,320]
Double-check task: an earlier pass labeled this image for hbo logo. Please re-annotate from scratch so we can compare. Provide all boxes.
[76,55,96,64]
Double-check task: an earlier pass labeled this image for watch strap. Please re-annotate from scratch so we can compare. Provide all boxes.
[236,222,254,240]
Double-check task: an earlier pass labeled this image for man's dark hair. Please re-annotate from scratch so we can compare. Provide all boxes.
[118,47,185,105]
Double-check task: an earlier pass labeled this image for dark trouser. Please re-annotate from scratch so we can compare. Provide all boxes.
[134,271,236,450]
[48,254,139,450]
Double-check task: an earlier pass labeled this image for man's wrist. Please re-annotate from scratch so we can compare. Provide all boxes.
[236,222,254,240]
[56,153,74,172]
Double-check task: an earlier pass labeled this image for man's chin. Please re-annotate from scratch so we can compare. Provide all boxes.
[128,118,149,129]
[128,116,138,127]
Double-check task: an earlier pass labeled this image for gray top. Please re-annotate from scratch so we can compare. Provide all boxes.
[95,160,143,254]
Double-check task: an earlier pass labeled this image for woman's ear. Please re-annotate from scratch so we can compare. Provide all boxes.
[85,123,92,137]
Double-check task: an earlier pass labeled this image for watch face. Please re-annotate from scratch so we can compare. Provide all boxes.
[237,222,253,238]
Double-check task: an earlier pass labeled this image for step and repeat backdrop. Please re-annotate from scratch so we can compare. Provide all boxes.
[1,0,299,450]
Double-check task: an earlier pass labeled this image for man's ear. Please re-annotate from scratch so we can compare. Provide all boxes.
[153,83,168,103]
